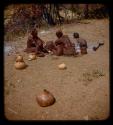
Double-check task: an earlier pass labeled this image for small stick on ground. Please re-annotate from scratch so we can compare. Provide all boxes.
[8,107,18,114]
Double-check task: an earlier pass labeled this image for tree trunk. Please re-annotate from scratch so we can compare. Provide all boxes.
[71,4,73,20]
[84,4,89,19]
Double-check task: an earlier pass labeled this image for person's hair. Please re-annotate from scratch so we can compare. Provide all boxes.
[56,30,63,38]
[31,28,38,36]
[73,32,79,38]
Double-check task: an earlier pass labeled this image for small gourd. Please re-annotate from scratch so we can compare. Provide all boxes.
[16,55,23,62]
[58,63,67,70]
[28,53,37,60]
[15,55,27,69]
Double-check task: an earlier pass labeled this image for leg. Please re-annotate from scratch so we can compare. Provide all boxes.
[42,48,49,53]
[24,47,37,54]
[81,47,87,54]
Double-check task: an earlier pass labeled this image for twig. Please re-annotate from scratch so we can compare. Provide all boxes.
[8,107,18,114]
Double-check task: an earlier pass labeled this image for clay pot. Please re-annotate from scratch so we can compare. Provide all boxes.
[28,53,37,60]
[81,47,87,54]
[15,61,26,69]
[58,63,67,70]
[36,89,55,107]
[16,55,23,62]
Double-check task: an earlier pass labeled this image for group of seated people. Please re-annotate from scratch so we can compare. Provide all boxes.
[24,27,104,57]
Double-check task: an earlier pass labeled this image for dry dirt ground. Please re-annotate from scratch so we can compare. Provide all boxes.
[4,19,110,120]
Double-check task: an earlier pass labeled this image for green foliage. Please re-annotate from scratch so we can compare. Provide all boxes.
[88,7,108,19]
[81,69,105,83]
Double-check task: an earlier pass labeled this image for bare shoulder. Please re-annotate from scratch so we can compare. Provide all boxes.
[79,38,87,43]
[63,35,69,38]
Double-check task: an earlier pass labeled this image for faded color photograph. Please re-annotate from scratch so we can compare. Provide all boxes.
[4,4,109,120]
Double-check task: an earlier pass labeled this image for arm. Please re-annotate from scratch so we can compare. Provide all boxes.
[55,39,63,46]
[27,35,33,48]
[38,37,45,44]
[85,40,88,48]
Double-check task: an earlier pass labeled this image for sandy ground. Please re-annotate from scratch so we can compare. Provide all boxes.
[4,19,110,120]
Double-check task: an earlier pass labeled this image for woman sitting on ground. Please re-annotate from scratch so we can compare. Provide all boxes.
[24,28,48,56]
[45,30,77,56]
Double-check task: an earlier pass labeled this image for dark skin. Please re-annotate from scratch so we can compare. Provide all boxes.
[45,31,77,56]
[44,41,63,56]
[73,33,88,54]
[55,35,72,48]
[77,38,88,48]
[55,31,77,56]
[24,28,48,55]
[73,32,104,54]
[76,38,88,54]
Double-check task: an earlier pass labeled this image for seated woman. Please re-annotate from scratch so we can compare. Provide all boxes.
[45,30,77,56]
[54,30,77,56]
[24,28,48,56]
[44,41,64,56]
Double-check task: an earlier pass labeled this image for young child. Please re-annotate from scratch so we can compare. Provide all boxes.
[73,32,104,54]
[73,32,88,54]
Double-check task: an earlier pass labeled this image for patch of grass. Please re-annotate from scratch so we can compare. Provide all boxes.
[82,72,93,82]
[5,82,16,96]
[10,82,15,88]
[92,69,105,78]
[5,89,10,95]
[80,69,105,84]
[4,29,26,42]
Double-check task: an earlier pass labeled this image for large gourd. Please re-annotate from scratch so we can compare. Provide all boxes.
[36,89,55,107]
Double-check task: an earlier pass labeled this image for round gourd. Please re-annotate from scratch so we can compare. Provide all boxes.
[28,53,37,60]
[15,61,26,69]
[58,63,67,70]
[16,55,23,62]
[36,89,55,107]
